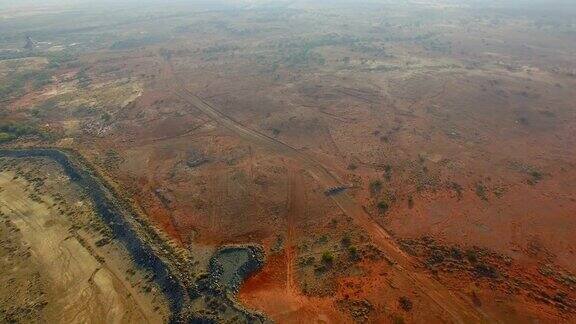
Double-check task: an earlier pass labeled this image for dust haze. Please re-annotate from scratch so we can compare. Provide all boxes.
[1,0,575,323]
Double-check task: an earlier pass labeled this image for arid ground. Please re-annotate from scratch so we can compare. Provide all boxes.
[1,0,576,323]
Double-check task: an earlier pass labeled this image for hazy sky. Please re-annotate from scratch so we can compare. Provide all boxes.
[1,0,575,11]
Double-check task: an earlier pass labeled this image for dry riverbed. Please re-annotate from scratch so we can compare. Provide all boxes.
[0,157,169,323]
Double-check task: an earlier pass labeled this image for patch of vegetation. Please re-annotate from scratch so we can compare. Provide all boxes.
[298,256,315,267]
[46,51,75,68]
[448,181,463,200]
[466,249,478,263]
[276,34,359,52]
[72,105,97,117]
[0,50,34,61]
[0,132,15,143]
[317,235,329,244]
[384,164,392,181]
[0,122,48,143]
[399,296,413,311]
[103,149,123,169]
[0,70,53,99]
[369,179,382,194]
[348,245,360,260]
[475,182,488,201]
[492,186,506,198]
[336,299,373,322]
[268,32,358,69]
[341,233,351,247]
[321,251,335,264]
[281,48,325,68]
[76,68,91,88]
[271,235,284,253]
[426,249,445,266]
[474,263,498,278]
[202,44,240,55]
[30,99,58,118]
[101,112,112,123]
[377,201,389,213]
[400,238,509,286]
[527,170,543,185]
[110,36,164,50]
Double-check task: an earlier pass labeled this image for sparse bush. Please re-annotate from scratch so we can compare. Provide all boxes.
[341,233,351,247]
[450,247,463,260]
[318,235,329,244]
[384,165,392,181]
[369,180,382,194]
[474,263,498,278]
[426,249,444,265]
[399,296,413,311]
[377,201,389,213]
[475,182,488,201]
[322,251,335,264]
[101,112,112,122]
[449,182,463,200]
[466,250,478,263]
[348,245,360,260]
[528,170,543,185]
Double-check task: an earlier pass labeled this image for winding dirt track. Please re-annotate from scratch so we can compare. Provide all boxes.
[164,59,492,323]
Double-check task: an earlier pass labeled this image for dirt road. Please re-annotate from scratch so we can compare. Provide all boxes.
[164,58,492,323]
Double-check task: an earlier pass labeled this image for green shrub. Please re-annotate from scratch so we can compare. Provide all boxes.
[377,201,389,212]
[321,251,334,264]
[348,245,360,260]
[0,122,49,142]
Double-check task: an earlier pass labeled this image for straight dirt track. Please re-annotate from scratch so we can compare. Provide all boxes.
[165,58,493,323]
